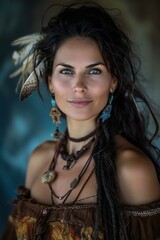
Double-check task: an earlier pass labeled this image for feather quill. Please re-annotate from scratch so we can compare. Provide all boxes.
[20,60,45,100]
[10,33,44,100]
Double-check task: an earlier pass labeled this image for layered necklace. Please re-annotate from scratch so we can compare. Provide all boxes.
[41,129,97,204]
[60,129,96,170]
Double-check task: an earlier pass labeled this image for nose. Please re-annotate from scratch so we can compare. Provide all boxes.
[73,76,87,93]
[74,86,86,93]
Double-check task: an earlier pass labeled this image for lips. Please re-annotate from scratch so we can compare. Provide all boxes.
[68,99,93,107]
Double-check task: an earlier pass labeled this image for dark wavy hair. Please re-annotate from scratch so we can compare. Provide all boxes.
[33,2,160,239]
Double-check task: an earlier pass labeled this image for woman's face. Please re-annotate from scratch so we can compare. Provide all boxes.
[49,37,117,122]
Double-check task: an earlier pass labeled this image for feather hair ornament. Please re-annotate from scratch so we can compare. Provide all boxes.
[10,33,45,101]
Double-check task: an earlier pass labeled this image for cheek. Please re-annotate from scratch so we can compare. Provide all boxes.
[52,83,68,111]
[93,84,110,98]
[93,85,111,107]
[51,79,68,96]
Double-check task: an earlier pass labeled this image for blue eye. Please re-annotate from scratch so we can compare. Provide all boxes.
[60,69,73,74]
[89,69,101,74]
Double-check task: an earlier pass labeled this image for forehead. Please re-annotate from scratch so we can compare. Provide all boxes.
[53,37,104,64]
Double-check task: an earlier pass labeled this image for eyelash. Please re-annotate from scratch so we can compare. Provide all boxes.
[59,68,102,75]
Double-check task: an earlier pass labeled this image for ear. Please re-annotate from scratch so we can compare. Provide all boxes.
[110,77,118,93]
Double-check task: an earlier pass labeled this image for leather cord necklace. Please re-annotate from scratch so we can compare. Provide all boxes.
[67,129,97,142]
[60,137,95,170]
[49,151,94,204]
[41,134,96,204]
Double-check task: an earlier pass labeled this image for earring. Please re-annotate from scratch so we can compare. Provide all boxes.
[100,93,114,123]
[49,94,62,140]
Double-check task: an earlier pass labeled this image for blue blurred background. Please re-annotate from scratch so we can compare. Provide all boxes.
[0,0,160,236]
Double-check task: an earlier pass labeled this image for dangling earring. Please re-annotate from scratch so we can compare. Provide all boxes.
[100,92,114,123]
[49,93,62,140]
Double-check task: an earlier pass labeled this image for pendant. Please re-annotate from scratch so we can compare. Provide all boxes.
[41,170,57,184]
[63,159,77,170]
[70,178,79,189]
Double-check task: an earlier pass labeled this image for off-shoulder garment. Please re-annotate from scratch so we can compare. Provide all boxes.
[2,186,160,240]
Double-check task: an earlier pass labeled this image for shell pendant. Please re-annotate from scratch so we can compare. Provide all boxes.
[41,170,57,184]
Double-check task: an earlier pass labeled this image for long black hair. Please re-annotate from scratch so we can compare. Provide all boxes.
[33,2,160,239]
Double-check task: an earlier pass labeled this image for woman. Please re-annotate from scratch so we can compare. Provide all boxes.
[2,2,160,239]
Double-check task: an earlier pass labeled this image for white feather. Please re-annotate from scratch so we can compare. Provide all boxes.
[11,33,42,46]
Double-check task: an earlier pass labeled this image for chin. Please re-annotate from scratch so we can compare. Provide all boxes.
[67,113,98,122]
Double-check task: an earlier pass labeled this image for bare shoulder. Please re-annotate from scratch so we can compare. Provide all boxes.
[25,141,56,189]
[115,135,160,205]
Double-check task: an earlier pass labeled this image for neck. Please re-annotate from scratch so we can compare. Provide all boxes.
[67,118,96,138]
[66,118,97,154]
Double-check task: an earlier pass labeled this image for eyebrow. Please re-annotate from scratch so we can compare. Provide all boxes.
[55,62,105,68]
